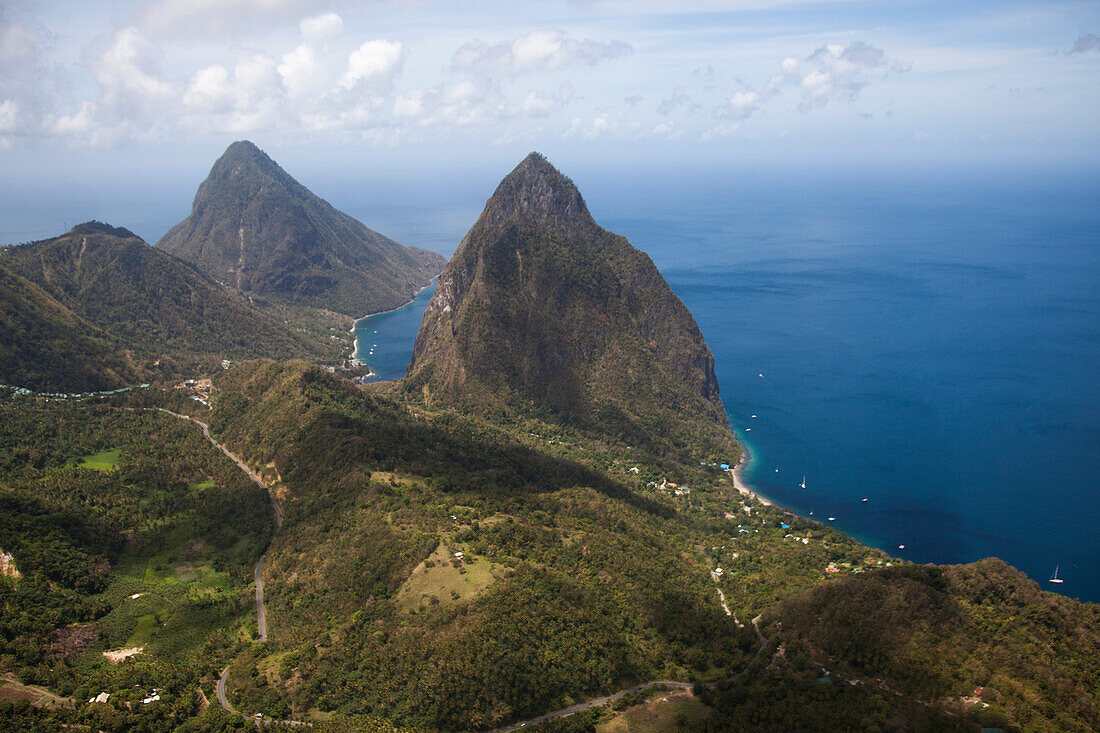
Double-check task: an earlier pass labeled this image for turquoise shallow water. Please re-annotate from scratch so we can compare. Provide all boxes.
[353,168,1100,603]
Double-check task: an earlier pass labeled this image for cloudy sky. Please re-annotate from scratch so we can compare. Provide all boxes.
[1,0,1097,241]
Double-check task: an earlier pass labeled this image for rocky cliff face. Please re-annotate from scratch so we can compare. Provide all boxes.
[406,153,729,454]
[157,140,446,317]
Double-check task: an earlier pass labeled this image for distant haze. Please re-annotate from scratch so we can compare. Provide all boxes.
[0,1,1097,220]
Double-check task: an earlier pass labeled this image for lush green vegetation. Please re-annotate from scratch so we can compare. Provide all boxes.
[0,363,1096,731]
[0,221,344,391]
[0,400,273,731]
[0,151,1096,730]
[157,140,445,318]
[200,361,1097,731]
[405,153,733,463]
[725,560,1100,731]
[0,262,140,391]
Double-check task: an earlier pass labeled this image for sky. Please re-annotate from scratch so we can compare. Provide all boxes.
[1,0,1098,242]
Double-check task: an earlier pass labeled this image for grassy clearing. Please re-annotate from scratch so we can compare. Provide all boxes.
[77,448,121,471]
[394,542,507,613]
[126,613,159,647]
[597,690,713,732]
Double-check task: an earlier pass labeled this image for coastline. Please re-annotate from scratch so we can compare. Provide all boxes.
[348,277,438,362]
[729,432,778,508]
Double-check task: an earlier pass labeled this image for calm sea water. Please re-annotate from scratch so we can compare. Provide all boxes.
[353,283,437,379]
[356,168,1100,603]
[8,164,1092,601]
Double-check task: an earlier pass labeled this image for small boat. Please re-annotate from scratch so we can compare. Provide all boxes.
[861,498,868,503]
[828,517,836,521]
[800,476,806,489]
[898,544,905,550]
[1049,566,1064,584]
[751,414,757,418]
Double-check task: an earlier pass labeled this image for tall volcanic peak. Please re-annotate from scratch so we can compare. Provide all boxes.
[157,140,446,318]
[477,152,597,235]
[406,153,731,456]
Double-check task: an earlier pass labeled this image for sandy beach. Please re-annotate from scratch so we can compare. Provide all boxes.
[730,442,775,507]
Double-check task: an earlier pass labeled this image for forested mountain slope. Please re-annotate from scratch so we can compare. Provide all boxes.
[157,141,446,318]
[1,221,333,386]
[406,153,732,460]
[0,261,138,392]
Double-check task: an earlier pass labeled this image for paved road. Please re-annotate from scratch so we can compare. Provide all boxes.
[491,615,773,732]
[215,667,236,714]
[159,409,282,528]
[154,408,282,716]
[255,558,267,642]
[492,681,697,732]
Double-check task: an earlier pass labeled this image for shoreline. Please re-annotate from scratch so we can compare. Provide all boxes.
[729,432,779,509]
[348,277,438,362]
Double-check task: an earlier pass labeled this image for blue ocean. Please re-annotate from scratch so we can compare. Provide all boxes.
[355,166,1100,603]
[6,163,1093,602]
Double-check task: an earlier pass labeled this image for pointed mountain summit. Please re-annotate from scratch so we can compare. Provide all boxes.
[157,141,446,317]
[406,153,731,455]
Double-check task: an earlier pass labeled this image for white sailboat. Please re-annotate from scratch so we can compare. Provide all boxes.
[1049,566,1064,584]
[799,475,806,489]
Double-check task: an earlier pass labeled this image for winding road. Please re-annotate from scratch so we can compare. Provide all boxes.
[215,666,236,714]
[158,409,282,528]
[158,407,775,731]
[155,409,281,716]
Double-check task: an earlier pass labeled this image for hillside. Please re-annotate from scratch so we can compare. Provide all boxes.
[0,261,138,392]
[157,140,446,318]
[186,362,1100,730]
[0,156,1096,733]
[702,559,1100,731]
[199,360,860,728]
[405,153,732,460]
[1,221,335,385]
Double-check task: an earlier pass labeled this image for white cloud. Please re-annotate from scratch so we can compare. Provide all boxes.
[181,55,282,131]
[658,87,696,115]
[793,41,888,108]
[277,14,347,98]
[51,100,96,136]
[300,12,343,45]
[0,5,56,138]
[713,41,902,124]
[728,90,761,119]
[93,26,172,121]
[340,40,403,91]
[510,86,575,118]
[453,28,631,76]
[563,104,647,140]
[183,65,235,112]
[392,81,496,128]
[278,43,326,97]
